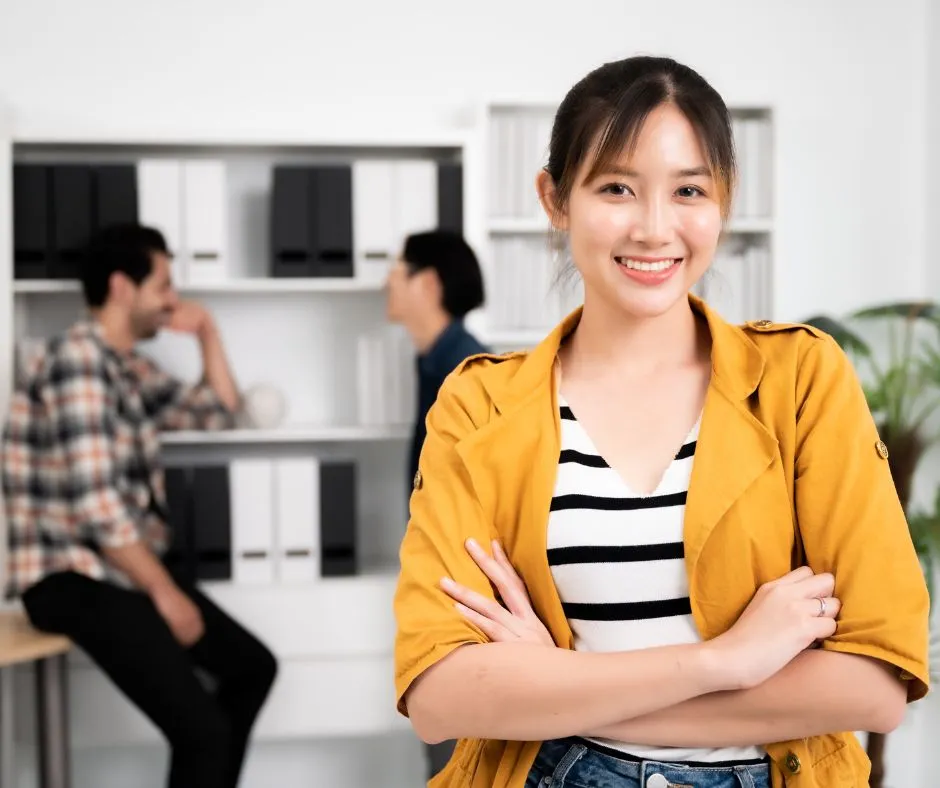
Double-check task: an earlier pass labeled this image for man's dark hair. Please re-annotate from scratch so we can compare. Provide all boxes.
[402,230,485,319]
[78,223,171,307]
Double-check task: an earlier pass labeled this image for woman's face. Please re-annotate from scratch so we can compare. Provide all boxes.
[546,103,724,321]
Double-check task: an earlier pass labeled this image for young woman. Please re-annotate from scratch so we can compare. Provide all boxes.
[393,56,930,788]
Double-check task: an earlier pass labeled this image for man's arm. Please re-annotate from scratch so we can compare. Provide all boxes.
[138,304,240,431]
[100,541,176,596]
[195,316,240,413]
[588,649,906,746]
[102,543,204,646]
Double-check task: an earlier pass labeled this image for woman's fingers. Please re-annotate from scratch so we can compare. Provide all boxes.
[454,602,515,642]
[440,576,515,629]
[489,540,536,617]
[807,596,841,619]
[465,539,532,619]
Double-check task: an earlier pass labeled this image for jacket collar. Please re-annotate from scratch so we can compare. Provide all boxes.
[487,293,766,413]
[460,294,778,645]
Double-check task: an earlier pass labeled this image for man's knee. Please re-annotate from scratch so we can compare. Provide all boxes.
[172,707,233,760]
[254,644,278,695]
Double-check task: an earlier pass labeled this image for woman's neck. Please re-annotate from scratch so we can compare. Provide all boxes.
[560,291,706,380]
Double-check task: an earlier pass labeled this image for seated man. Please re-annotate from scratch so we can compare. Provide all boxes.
[2,224,277,788]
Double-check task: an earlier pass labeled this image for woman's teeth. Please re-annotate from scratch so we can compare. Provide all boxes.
[616,257,680,272]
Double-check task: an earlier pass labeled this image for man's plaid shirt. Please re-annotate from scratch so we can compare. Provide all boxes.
[2,321,236,598]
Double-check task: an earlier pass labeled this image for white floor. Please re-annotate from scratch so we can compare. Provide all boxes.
[15,732,426,788]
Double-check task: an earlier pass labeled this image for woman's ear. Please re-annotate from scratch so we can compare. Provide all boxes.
[536,170,568,231]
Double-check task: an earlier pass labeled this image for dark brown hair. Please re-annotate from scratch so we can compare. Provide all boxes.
[545,56,736,221]
[402,230,485,318]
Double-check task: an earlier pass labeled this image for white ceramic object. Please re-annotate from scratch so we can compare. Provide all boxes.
[240,383,289,429]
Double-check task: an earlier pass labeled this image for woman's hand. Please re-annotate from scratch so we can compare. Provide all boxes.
[440,538,555,647]
[707,566,841,690]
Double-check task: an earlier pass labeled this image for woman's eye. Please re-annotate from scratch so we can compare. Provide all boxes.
[602,183,632,197]
[677,185,705,198]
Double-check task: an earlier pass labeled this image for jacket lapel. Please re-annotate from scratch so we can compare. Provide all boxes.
[682,303,779,633]
[455,312,578,647]
[453,297,778,646]
[684,383,779,590]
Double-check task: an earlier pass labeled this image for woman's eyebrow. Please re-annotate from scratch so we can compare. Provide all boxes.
[598,165,712,178]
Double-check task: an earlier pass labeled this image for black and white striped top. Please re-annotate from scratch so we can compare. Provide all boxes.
[548,398,765,763]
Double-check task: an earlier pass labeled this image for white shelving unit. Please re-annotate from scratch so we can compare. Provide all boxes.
[13,277,386,294]
[0,114,486,764]
[161,423,410,445]
[476,100,578,351]
[475,100,775,351]
[0,98,775,776]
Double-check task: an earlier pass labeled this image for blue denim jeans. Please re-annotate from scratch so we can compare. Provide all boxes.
[525,738,771,788]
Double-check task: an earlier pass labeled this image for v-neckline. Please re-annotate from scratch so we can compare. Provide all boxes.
[559,394,701,498]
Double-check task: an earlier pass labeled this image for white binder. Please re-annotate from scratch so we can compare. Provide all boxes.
[137,160,183,276]
[229,458,275,584]
[351,159,438,286]
[352,160,397,285]
[274,457,320,582]
[181,160,228,283]
[393,160,437,248]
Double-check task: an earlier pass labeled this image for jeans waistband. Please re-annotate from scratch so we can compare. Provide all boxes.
[576,737,769,768]
[532,738,772,788]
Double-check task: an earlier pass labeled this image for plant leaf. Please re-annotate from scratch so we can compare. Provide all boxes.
[862,383,888,414]
[851,302,940,323]
[802,315,871,357]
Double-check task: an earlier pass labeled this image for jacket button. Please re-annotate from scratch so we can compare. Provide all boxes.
[875,440,889,460]
[784,751,802,774]
[900,669,914,680]
[413,469,423,490]
[753,319,773,328]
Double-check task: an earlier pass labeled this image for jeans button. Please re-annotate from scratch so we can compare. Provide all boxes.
[647,774,670,788]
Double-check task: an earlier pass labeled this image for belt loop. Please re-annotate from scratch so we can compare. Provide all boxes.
[549,742,588,784]
[734,764,757,788]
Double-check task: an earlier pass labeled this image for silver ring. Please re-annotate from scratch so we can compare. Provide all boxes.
[817,597,827,617]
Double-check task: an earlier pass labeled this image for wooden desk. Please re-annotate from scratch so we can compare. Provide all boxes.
[0,610,72,788]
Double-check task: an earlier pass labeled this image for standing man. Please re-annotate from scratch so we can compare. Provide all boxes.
[385,229,488,779]
[2,224,277,788]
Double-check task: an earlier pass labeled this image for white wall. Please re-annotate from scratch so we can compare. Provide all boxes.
[929,0,940,298]
[1,1,936,786]
[0,0,931,320]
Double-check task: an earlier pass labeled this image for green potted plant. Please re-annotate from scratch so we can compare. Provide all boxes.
[804,303,940,787]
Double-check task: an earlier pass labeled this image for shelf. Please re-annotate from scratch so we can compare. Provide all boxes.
[58,654,409,747]
[726,217,773,233]
[13,277,386,295]
[161,424,410,445]
[488,216,551,234]
[12,118,472,150]
[481,329,547,348]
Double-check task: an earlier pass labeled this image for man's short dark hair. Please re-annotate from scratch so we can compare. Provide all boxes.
[402,231,485,319]
[79,224,171,307]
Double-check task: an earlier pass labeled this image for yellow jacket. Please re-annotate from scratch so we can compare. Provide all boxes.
[394,295,931,787]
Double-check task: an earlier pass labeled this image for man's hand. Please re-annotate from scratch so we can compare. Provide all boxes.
[150,582,205,647]
[167,300,214,337]
[440,538,555,647]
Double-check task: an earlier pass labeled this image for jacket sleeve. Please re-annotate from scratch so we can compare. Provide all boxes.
[794,333,931,702]
[393,371,501,716]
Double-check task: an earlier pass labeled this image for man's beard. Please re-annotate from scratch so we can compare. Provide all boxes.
[131,312,162,341]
